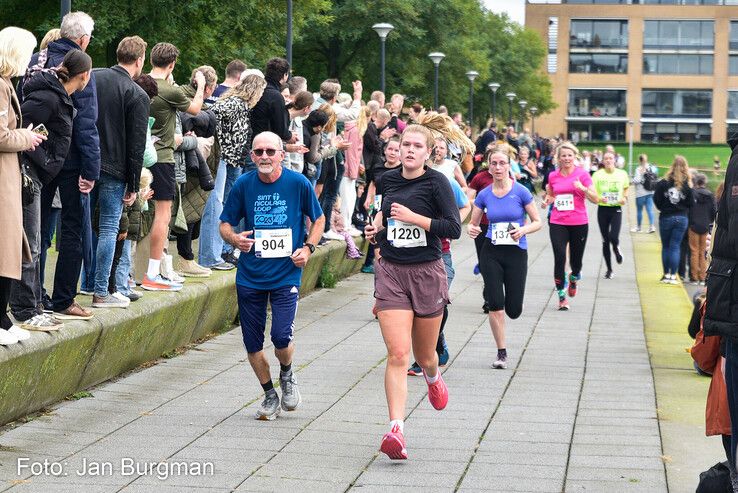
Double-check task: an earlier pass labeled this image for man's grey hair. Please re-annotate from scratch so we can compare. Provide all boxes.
[287,76,307,96]
[60,12,94,40]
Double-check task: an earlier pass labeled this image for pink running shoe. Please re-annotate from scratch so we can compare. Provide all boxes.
[380,424,407,460]
[423,369,449,410]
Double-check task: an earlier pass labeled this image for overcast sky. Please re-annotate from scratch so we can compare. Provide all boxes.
[484,0,526,25]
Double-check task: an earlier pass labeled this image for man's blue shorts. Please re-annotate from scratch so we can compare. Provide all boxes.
[237,284,299,353]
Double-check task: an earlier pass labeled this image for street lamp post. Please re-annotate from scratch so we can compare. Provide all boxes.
[428,52,445,110]
[466,70,479,129]
[506,92,516,127]
[518,100,527,132]
[530,106,538,136]
[628,120,635,177]
[61,0,71,20]
[372,23,394,94]
[286,0,293,66]
[488,83,500,126]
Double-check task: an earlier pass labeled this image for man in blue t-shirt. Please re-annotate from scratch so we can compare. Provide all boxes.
[220,131,325,421]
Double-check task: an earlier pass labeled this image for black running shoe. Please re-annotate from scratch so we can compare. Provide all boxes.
[614,246,623,264]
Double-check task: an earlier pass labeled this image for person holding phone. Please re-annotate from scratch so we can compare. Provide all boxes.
[219,131,324,421]
[468,147,542,369]
[11,48,92,329]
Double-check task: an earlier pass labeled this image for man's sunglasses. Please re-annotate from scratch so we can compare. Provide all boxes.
[252,148,279,157]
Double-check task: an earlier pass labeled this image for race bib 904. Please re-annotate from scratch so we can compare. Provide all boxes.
[490,222,520,246]
[387,219,427,248]
[254,229,292,258]
[554,194,574,211]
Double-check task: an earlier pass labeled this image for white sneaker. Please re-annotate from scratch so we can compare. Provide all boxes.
[630,227,641,233]
[8,325,31,341]
[111,292,132,306]
[648,226,656,233]
[0,328,19,345]
[323,230,345,241]
[161,254,186,284]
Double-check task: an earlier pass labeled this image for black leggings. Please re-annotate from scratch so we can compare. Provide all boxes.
[597,206,622,272]
[1,276,13,330]
[176,221,201,261]
[473,223,489,299]
[549,223,588,290]
[479,241,528,318]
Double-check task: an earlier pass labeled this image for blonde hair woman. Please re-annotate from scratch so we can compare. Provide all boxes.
[543,141,599,310]
[39,29,61,50]
[653,155,694,284]
[364,121,462,460]
[0,27,45,345]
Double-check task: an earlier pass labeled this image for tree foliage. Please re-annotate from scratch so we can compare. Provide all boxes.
[1,0,554,124]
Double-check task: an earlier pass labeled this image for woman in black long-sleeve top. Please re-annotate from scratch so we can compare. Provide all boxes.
[653,155,693,284]
[364,123,461,461]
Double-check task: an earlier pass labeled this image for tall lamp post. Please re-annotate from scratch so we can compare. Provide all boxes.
[506,92,516,127]
[286,0,293,66]
[372,23,394,94]
[466,70,479,129]
[628,120,635,177]
[428,52,445,110]
[518,100,527,132]
[61,0,71,19]
[530,106,538,136]
[488,82,500,126]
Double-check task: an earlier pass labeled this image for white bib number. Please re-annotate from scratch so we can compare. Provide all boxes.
[490,222,520,246]
[602,192,619,205]
[387,219,427,248]
[554,193,574,211]
[254,229,292,258]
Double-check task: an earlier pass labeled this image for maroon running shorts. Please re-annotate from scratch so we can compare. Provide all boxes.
[374,257,449,318]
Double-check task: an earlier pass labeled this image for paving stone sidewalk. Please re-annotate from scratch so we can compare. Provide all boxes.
[0,212,668,493]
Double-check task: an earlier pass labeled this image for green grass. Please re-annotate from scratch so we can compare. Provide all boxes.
[582,144,729,191]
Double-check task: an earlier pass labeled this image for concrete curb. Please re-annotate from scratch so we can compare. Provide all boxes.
[0,238,367,426]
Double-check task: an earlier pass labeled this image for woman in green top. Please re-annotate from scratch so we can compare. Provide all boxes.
[592,151,630,279]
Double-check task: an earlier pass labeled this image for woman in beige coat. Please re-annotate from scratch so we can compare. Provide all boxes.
[0,27,46,345]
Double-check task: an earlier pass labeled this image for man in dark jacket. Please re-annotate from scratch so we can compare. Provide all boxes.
[247,58,295,171]
[18,11,101,320]
[90,36,150,308]
[705,136,738,477]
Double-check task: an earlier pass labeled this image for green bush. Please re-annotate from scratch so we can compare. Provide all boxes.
[317,264,337,289]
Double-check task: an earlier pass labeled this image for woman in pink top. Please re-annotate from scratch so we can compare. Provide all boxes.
[543,142,599,310]
[339,113,366,236]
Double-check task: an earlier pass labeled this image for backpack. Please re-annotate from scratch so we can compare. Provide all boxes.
[696,461,732,493]
[643,166,658,192]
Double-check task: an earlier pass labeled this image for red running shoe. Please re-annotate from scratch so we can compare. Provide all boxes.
[380,424,407,460]
[423,369,449,410]
[567,276,578,298]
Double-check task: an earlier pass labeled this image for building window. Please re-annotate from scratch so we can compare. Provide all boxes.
[728,92,738,119]
[548,17,558,74]
[641,123,711,143]
[569,89,626,117]
[568,122,626,142]
[642,90,712,118]
[728,124,738,137]
[570,20,628,49]
[731,56,738,75]
[731,21,738,50]
[643,54,713,75]
[642,0,719,4]
[643,20,714,49]
[569,54,628,74]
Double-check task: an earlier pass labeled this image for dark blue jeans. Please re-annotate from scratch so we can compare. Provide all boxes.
[40,169,85,312]
[319,158,345,233]
[725,338,738,467]
[658,214,688,276]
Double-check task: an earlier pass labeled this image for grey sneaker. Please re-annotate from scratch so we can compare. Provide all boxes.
[256,391,280,421]
[280,372,302,411]
[92,293,129,308]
